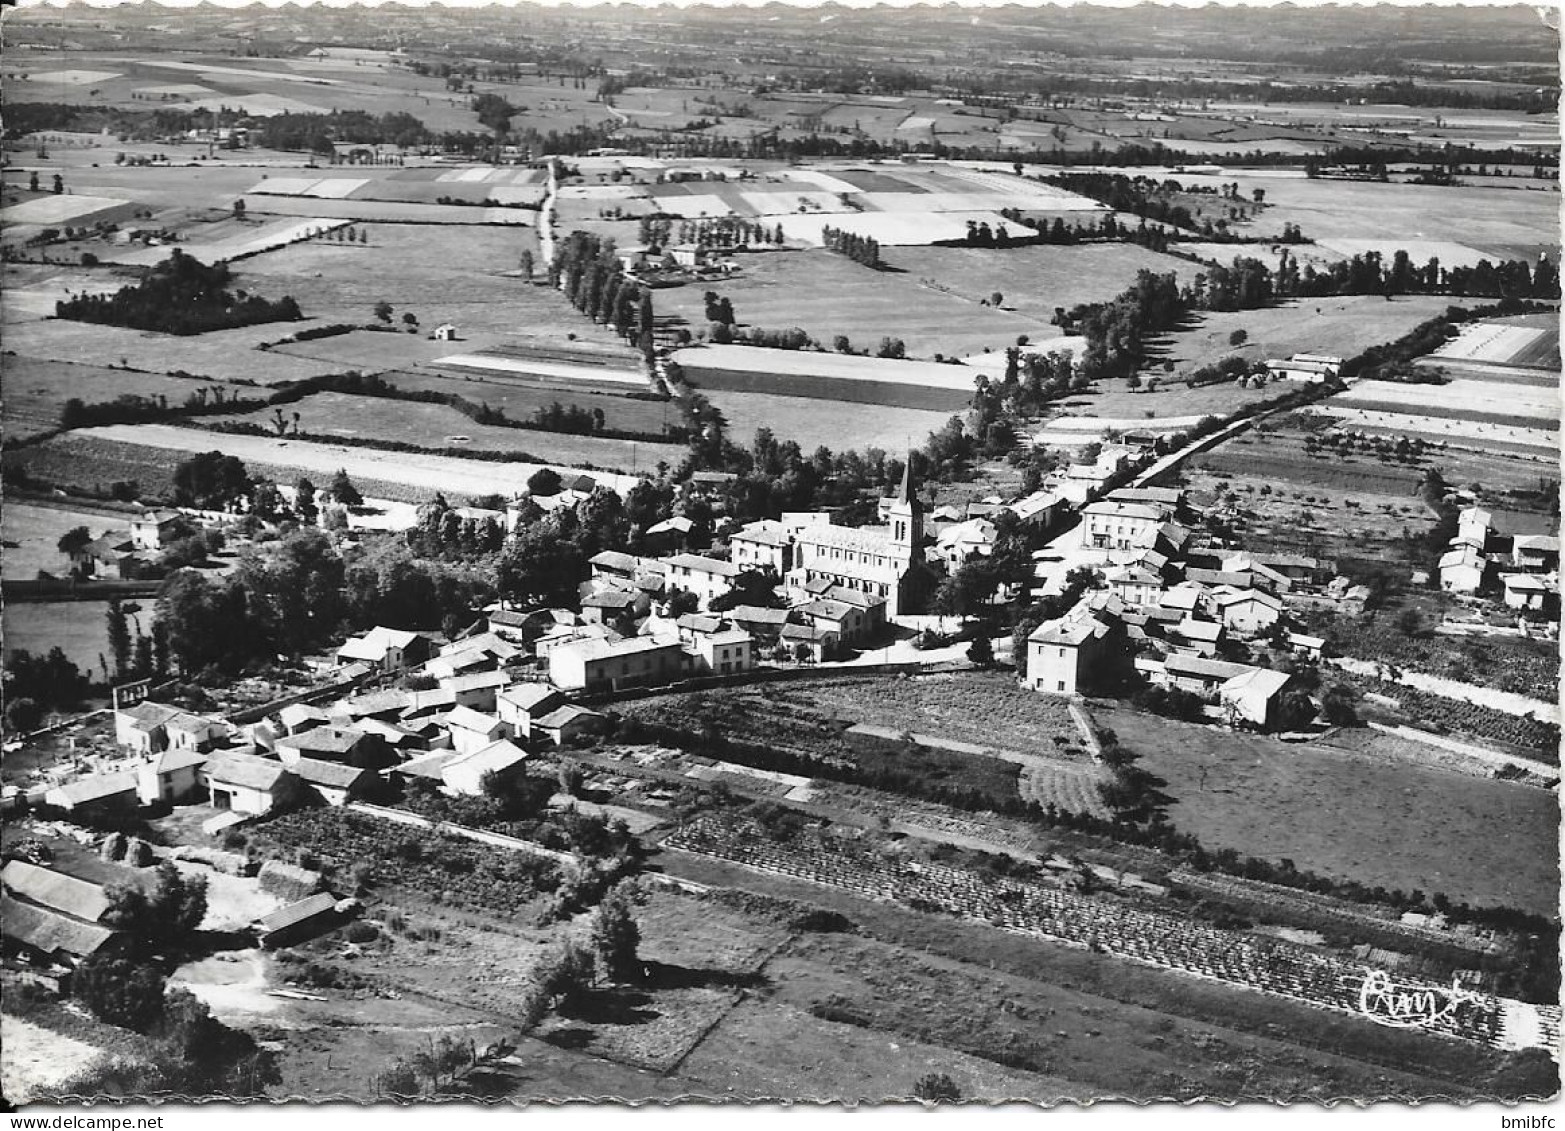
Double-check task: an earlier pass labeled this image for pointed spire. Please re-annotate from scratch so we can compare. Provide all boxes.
[897,446,915,505]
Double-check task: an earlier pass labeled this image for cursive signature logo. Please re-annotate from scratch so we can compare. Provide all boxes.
[1356,968,1483,1030]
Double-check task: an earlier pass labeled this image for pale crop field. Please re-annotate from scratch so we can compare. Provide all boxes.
[70,423,648,495]
[1336,377,1559,424]
[1315,407,1558,451]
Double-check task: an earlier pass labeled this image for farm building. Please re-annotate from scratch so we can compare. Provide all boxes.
[533,705,607,748]
[549,635,689,693]
[70,533,140,580]
[2,895,127,976]
[1007,489,1068,530]
[1265,354,1341,383]
[2,861,112,925]
[726,605,791,641]
[205,750,300,815]
[445,705,508,755]
[275,726,378,768]
[336,626,434,672]
[442,739,530,795]
[136,748,208,805]
[1218,668,1296,731]
[290,757,372,806]
[1439,546,1488,594]
[44,772,139,817]
[129,510,185,551]
[1159,654,1252,698]
[779,622,837,663]
[581,587,645,630]
[1511,536,1560,574]
[166,712,227,753]
[1501,573,1559,611]
[440,669,510,712]
[254,892,342,950]
[497,683,566,743]
[1212,588,1284,636]
[277,704,335,736]
[114,701,185,754]
[432,323,458,342]
[397,739,531,796]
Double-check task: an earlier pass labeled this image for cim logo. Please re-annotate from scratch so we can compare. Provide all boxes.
[1355,968,1483,1030]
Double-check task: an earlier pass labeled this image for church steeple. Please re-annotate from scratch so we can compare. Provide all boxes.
[888,448,922,557]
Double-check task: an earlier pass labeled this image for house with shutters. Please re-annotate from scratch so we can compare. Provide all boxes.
[729,520,794,575]
[662,553,743,610]
[136,748,207,805]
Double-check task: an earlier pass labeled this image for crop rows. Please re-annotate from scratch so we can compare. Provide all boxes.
[665,815,1516,1050]
[1349,675,1560,760]
[1019,762,1111,819]
[251,808,558,917]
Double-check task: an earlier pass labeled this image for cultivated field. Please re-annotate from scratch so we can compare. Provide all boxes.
[1100,707,1560,916]
[0,357,207,442]
[703,389,955,454]
[675,344,980,412]
[384,370,682,437]
[654,248,1046,360]
[1,315,345,387]
[1433,320,1561,368]
[11,425,645,507]
[1172,173,1560,263]
[1333,378,1559,429]
[885,242,1196,326]
[209,391,686,469]
[1149,294,1454,375]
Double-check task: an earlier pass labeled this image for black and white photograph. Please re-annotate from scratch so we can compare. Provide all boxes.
[0,0,1559,1111]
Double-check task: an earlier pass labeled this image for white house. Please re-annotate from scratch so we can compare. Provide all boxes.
[1501,572,1558,611]
[445,705,508,756]
[442,740,529,796]
[1439,546,1487,594]
[1212,588,1284,636]
[684,628,753,676]
[549,635,689,693]
[729,520,794,575]
[1082,501,1166,551]
[934,518,997,570]
[496,683,566,743]
[114,701,184,755]
[136,749,207,805]
[336,626,432,671]
[204,750,299,816]
[663,553,743,609]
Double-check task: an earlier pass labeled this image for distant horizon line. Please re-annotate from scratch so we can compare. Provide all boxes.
[8,0,1543,12]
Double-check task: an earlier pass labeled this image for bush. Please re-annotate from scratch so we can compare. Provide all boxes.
[912,1072,962,1103]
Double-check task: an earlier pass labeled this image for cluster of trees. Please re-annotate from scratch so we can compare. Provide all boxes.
[702,290,736,326]
[820,225,882,268]
[59,385,266,433]
[55,250,302,336]
[958,219,1015,248]
[551,231,656,359]
[252,109,432,153]
[405,494,507,560]
[648,215,784,250]
[2,647,91,733]
[105,598,169,685]
[496,486,635,607]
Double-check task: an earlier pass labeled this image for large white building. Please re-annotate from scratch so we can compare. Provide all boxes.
[789,459,924,616]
